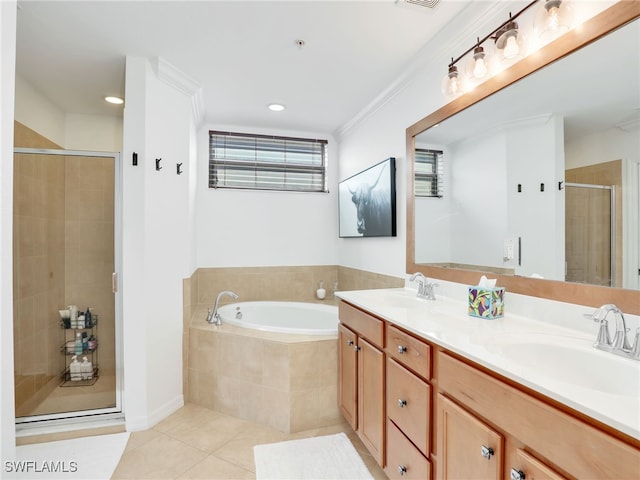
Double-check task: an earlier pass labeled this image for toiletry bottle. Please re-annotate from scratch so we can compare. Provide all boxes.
[82,332,88,352]
[85,307,92,328]
[69,305,78,329]
[70,355,81,381]
[88,335,97,351]
[80,356,93,380]
[74,332,83,355]
[316,281,326,300]
[77,313,85,329]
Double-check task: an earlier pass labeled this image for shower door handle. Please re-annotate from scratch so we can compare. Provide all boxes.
[112,272,118,294]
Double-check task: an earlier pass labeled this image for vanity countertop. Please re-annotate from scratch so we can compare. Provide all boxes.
[335,287,640,441]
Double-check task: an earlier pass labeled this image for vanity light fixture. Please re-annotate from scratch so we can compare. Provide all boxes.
[104,96,124,105]
[534,0,574,44]
[268,103,285,112]
[442,0,538,99]
[495,15,522,62]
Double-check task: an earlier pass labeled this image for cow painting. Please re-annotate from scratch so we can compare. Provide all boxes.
[339,158,396,238]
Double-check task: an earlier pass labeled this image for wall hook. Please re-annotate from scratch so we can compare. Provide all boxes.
[177,163,183,175]
[517,184,522,193]
[558,181,564,190]
[540,183,545,192]
[155,158,162,171]
[132,152,138,166]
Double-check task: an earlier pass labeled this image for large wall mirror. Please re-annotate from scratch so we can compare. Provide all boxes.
[407,2,640,314]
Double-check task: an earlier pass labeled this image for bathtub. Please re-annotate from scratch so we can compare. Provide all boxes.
[217,301,338,335]
[189,300,342,433]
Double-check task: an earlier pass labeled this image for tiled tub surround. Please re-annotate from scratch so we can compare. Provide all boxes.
[188,321,340,433]
[183,266,402,432]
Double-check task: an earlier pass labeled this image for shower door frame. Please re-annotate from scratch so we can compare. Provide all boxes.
[13,148,124,429]
[565,181,616,287]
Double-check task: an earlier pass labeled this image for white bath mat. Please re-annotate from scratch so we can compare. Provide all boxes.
[254,432,374,480]
[7,432,130,479]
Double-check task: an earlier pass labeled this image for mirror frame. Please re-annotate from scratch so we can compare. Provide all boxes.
[406,1,640,315]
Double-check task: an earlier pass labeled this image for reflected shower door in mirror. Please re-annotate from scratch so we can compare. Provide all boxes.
[413,16,639,290]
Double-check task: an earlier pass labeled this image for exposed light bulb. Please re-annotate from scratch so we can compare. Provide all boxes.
[447,76,460,96]
[473,57,488,79]
[547,5,560,31]
[503,35,520,59]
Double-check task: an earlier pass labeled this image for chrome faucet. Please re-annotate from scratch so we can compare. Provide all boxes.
[206,290,239,325]
[588,304,639,360]
[409,272,438,300]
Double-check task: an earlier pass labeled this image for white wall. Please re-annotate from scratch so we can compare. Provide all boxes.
[14,74,65,146]
[195,124,339,268]
[121,56,194,430]
[0,0,17,462]
[65,113,123,152]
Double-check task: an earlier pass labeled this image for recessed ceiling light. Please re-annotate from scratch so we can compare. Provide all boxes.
[268,103,285,112]
[105,96,124,105]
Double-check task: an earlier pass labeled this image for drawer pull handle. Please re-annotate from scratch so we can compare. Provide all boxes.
[397,465,407,476]
[397,345,407,354]
[480,445,494,460]
[510,469,526,480]
[398,399,407,408]
[347,340,354,346]
[354,345,361,352]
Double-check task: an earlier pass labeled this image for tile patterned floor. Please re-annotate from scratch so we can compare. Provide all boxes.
[112,403,387,479]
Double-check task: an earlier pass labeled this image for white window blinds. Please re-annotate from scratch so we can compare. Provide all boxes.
[209,131,328,192]
[415,148,443,197]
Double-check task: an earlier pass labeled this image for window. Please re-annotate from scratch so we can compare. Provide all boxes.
[209,131,328,192]
[415,148,443,197]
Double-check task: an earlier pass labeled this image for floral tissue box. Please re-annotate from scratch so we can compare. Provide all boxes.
[468,286,505,319]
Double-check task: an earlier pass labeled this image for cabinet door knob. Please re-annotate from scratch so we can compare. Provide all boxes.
[354,345,361,352]
[480,445,494,460]
[397,465,407,476]
[397,345,407,354]
[510,468,526,480]
[347,340,354,346]
[398,399,407,408]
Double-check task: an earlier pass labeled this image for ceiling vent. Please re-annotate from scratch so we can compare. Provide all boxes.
[397,0,440,10]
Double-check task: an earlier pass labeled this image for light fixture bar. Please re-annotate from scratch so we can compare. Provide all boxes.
[447,0,539,69]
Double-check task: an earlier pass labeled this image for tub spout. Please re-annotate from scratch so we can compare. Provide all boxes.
[207,290,239,325]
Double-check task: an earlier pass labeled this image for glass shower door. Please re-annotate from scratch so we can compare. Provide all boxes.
[13,149,121,422]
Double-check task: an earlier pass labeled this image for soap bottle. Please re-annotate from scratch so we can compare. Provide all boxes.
[69,305,78,329]
[77,313,85,329]
[70,355,81,381]
[88,335,97,351]
[74,332,83,355]
[316,281,326,300]
[81,332,88,352]
[85,307,92,328]
[80,356,93,380]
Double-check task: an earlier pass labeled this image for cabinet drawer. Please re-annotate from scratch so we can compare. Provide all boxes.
[386,324,431,379]
[385,418,431,480]
[386,357,430,455]
[339,301,384,348]
[511,448,567,480]
[438,351,640,479]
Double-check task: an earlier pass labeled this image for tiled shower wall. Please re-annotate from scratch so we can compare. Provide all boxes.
[182,265,404,402]
[13,123,65,415]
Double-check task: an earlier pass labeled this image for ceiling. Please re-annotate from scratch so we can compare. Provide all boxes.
[15,0,471,135]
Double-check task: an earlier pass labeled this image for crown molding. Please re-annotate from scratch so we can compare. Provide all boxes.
[152,57,205,128]
[334,1,528,141]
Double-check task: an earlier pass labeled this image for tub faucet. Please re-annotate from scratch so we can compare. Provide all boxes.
[207,290,239,325]
[588,304,639,360]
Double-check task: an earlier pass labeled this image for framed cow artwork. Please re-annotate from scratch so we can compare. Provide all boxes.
[339,157,396,238]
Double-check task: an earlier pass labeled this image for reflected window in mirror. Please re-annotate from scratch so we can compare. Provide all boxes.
[415,148,443,197]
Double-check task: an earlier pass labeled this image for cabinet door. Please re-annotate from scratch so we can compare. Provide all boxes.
[386,418,431,480]
[438,394,503,480]
[358,337,385,467]
[510,449,567,480]
[338,324,358,430]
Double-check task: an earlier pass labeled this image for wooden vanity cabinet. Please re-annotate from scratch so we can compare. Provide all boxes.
[437,351,639,480]
[338,302,385,466]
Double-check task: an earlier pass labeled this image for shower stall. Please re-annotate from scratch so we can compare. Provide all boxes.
[13,147,122,426]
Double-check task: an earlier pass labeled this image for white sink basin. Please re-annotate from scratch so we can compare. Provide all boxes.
[498,339,640,396]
